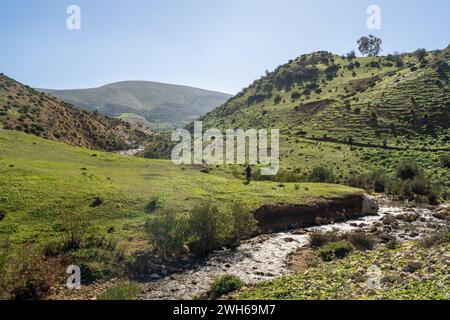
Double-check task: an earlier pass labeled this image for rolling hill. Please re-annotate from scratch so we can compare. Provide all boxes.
[193,46,450,192]
[0,74,153,151]
[41,81,232,131]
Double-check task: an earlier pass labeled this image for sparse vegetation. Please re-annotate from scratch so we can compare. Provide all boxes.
[97,282,141,300]
[318,241,354,262]
[209,275,245,299]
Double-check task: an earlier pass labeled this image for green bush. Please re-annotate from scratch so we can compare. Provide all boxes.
[145,196,160,213]
[308,231,340,248]
[144,210,187,257]
[371,170,389,193]
[209,275,244,299]
[2,244,59,300]
[188,202,227,255]
[396,160,421,181]
[97,282,140,300]
[440,154,450,169]
[60,212,90,252]
[230,203,257,242]
[346,232,377,251]
[318,242,353,262]
[308,166,334,183]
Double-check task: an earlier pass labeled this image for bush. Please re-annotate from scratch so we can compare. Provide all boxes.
[60,212,89,252]
[371,170,389,193]
[188,202,227,255]
[145,196,160,213]
[144,210,187,257]
[230,203,257,242]
[2,244,59,300]
[440,154,450,169]
[318,242,353,262]
[396,160,421,181]
[308,166,334,183]
[346,232,376,251]
[97,282,140,300]
[308,231,340,248]
[209,275,244,299]
[420,229,449,248]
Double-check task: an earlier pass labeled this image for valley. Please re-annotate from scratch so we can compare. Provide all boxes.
[0,45,449,301]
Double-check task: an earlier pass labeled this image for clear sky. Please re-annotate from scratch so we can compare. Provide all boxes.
[0,0,449,94]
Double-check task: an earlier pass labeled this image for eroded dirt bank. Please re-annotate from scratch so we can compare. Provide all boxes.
[254,194,376,233]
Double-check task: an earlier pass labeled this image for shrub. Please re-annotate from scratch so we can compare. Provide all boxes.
[3,244,59,300]
[188,202,227,255]
[209,275,244,299]
[308,166,334,183]
[97,282,140,300]
[318,242,353,262]
[420,229,449,248]
[308,231,340,248]
[370,170,389,193]
[145,196,160,213]
[440,154,450,169]
[396,160,421,181]
[346,232,376,251]
[230,203,257,242]
[347,173,370,189]
[144,210,187,257]
[60,212,89,251]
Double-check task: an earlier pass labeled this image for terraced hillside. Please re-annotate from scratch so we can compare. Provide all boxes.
[195,47,450,194]
[203,47,450,148]
[42,81,232,131]
[0,75,153,151]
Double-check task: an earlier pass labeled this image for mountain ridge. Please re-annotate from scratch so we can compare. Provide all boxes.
[0,74,153,151]
[41,81,232,131]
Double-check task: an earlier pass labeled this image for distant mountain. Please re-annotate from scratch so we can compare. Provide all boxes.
[0,74,153,151]
[41,81,232,131]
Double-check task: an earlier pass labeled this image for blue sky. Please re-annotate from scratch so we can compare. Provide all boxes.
[0,0,449,94]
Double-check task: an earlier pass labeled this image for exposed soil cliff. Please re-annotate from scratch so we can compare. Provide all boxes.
[254,195,377,233]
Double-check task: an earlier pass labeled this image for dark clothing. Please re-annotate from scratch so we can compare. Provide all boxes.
[245,166,252,183]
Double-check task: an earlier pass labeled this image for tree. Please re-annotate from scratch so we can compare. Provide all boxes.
[346,50,356,60]
[357,35,382,57]
[414,49,427,62]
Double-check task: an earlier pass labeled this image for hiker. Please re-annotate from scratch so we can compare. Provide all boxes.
[245,165,252,184]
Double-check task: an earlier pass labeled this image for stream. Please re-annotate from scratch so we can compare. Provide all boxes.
[140,199,447,300]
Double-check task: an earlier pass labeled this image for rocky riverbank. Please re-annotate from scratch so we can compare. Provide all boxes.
[138,199,448,300]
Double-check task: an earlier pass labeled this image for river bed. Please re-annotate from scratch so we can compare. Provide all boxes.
[140,199,447,300]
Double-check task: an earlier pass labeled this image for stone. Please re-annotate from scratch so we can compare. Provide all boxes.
[380,233,396,242]
[362,195,379,215]
[404,261,423,272]
[382,214,397,225]
[403,213,419,223]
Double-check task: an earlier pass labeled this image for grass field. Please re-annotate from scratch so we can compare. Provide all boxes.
[0,129,360,250]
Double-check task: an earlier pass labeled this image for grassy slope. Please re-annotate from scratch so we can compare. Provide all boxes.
[0,75,152,151]
[0,130,359,249]
[42,81,232,131]
[198,48,450,194]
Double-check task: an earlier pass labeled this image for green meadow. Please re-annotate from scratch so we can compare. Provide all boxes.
[0,129,359,250]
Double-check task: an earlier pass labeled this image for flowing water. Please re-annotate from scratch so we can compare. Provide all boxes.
[140,200,446,300]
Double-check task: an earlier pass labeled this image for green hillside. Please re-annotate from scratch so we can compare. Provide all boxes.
[42,81,232,131]
[202,47,450,148]
[0,75,152,151]
[197,47,450,196]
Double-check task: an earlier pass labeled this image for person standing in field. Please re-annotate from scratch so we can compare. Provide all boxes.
[245,165,252,184]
